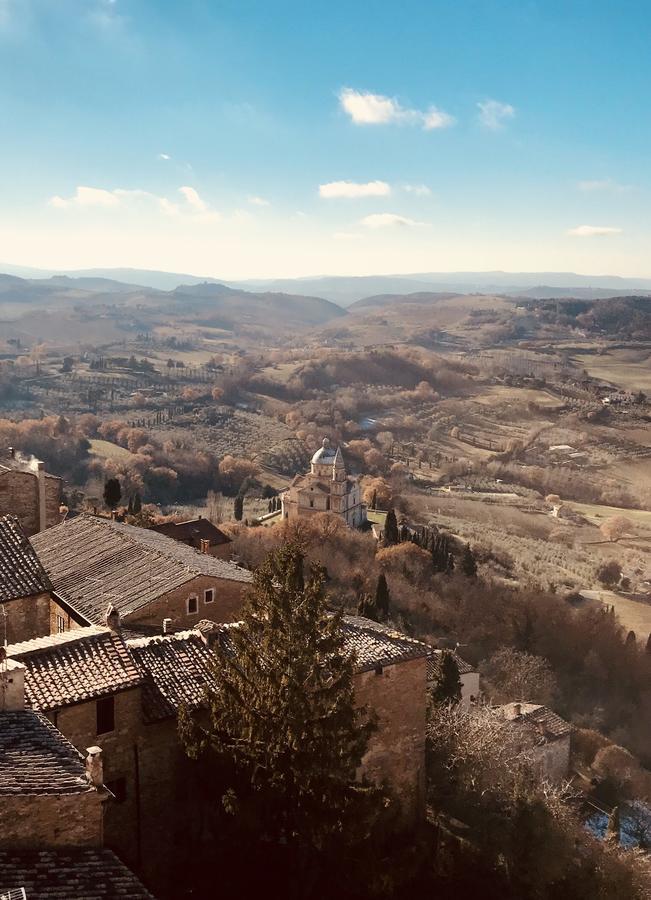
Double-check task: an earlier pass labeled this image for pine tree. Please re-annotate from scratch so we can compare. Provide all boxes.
[375,573,390,621]
[103,477,121,510]
[460,543,478,578]
[431,651,462,705]
[133,492,142,515]
[234,494,244,521]
[179,544,380,877]
[384,508,399,545]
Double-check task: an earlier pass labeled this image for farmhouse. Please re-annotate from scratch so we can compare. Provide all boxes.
[31,514,253,631]
[0,447,62,535]
[496,702,572,782]
[281,438,366,527]
[149,515,233,558]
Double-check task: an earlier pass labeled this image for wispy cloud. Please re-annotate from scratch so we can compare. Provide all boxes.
[88,0,125,30]
[49,186,122,209]
[319,180,391,199]
[577,178,631,194]
[567,224,622,237]
[477,99,515,130]
[247,195,270,206]
[403,183,431,196]
[360,213,428,228]
[179,185,207,212]
[339,88,454,131]
[49,184,220,223]
[158,153,171,161]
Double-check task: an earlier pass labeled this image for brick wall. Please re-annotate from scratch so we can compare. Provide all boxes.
[0,470,61,536]
[125,574,248,631]
[0,793,104,848]
[353,656,427,824]
[4,592,80,645]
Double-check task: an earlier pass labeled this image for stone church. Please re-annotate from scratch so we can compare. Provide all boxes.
[281,439,366,527]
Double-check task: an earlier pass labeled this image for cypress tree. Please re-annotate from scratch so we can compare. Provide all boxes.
[103,477,121,510]
[460,543,478,578]
[371,489,377,511]
[646,633,651,653]
[127,496,134,516]
[384,508,399,545]
[234,494,244,521]
[133,492,142,514]
[179,544,380,879]
[375,573,390,621]
[431,651,462,705]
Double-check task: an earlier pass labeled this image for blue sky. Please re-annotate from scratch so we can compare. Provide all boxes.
[1,0,649,278]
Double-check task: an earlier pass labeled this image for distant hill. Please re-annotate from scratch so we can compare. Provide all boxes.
[349,291,463,310]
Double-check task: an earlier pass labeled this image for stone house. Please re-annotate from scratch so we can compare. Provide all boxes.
[0,515,85,645]
[149,516,233,558]
[496,702,572,782]
[31,514,253,632]
[281,439,367,527]
[428,649,480,708]
[0,447,62,536]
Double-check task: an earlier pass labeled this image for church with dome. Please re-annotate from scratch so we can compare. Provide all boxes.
[280,438,367,527]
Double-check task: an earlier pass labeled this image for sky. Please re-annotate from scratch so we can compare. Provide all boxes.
[1,0,650,279]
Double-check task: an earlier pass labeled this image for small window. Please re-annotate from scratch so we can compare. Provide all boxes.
[374,664,383,676]
[106,776,127,803]
[309,499,314,508]
[187,595,198,615]
[204,588,214,604]
[96,696,115,735]
[56,614,66,633]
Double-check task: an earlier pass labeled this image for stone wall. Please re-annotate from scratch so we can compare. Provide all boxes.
[0,793,104,848]
[125,574,248,631]
[532,734,571,782]
[353,655,427,824]
[5,592,55,645]
[0,470,61,536]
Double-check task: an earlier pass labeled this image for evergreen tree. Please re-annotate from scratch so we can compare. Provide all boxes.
[133,492,142,515]
[127,496,134,516]
[626,630,637,645]
[460,543,478,578]
[384,508,399,545]
[431,651,462,705]
[646,633,651,653]
[179,544,380,886]
[268,499,273,513]
[234,494,244,521]
[357,594,379,621]
[371,489,377,510]
[375,573,390,621]
[103,477,121,510]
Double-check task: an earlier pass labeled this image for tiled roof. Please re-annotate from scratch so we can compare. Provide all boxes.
[127,631,216,723]
[427,649,476,679]
[340,616,430,672]
[31,515,252,624]
[0,710,91,795]
[150,518,231,546]
[0,515,52,602]
[7,626,142,711]
[498,702,572,741]
[0,847,154,898]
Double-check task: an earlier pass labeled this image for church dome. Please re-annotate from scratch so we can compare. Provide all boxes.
[311,437,337,464]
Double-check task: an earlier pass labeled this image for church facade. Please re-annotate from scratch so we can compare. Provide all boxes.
[281,439,367,528]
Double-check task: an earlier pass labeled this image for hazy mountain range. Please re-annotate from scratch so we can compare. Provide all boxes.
[2,263,651,306]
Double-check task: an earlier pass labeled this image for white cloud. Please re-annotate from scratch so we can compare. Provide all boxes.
[158,153,171,161]
[360,213,428,228]
[567,225,622,237]
[49,183,220,223]
[179,185,207,212]
[333,232,363,240]
[338,88,454,131]
[477,99,515,130]
[577,178,631,193]
[319,180,391,199]
[49,186,122,209]
[247,195,270,206]
[403,183,431,196]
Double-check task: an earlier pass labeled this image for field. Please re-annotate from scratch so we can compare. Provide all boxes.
[89,439,133,461]
[570,501,651,529]
[575,348,651,392]
[581,589,651,643]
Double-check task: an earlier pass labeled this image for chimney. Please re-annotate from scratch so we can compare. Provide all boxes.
[162,617,172,635]
[200,538,210,554]
[105,603,121,632]
[37,461,47,533]
[8,446,14,459]
[85,746,104,788]
[0,654,26,711]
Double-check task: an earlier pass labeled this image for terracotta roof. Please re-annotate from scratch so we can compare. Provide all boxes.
[498,702,572,741]
[31,515,252,624]
[427,649,476,679]
[0,515,52,602]
[150,518,231,546]
[340,616,430,672]
[0,847,154,898]
[7,627,142,711]
[0,710,91,795]
[127,631,216,723]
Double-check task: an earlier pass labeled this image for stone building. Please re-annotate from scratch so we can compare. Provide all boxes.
[0,515,85,645]
[281,439,366,527]
[31,514,253,632]
[150,516,233,558]
[0,447,62,536]
[496,702,572,782]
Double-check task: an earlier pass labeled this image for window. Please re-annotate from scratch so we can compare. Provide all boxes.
[309,499,314,508]
[187,595,198,615]
[56,614,66,633]
[105,776,127,803]
[96,695,115,735]
[204,588,214,604]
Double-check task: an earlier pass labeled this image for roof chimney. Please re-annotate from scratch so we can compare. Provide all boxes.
[200,538,210,554]
[0,653,26,711]
[105,603,121,632]
[37,460,47,533]
[8,446,14,459]
[85,746,104,788]
[162,617,172,635]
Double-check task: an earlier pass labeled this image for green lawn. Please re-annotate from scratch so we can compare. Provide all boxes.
[89,439,133,461]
